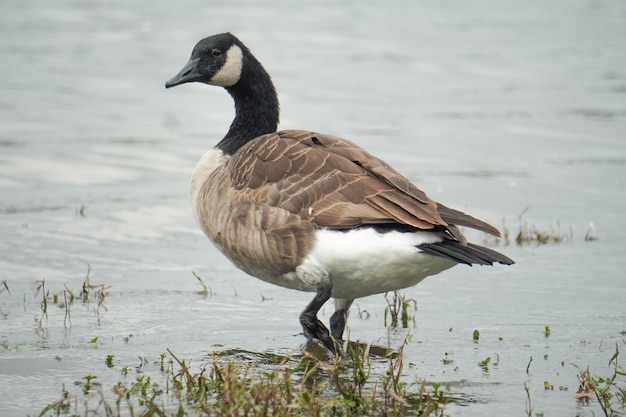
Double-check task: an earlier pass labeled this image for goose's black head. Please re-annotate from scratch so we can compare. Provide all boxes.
[165,32,246,88]
[165,33,279,155]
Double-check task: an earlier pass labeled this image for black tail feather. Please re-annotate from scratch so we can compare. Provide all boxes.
[419,241,514,266]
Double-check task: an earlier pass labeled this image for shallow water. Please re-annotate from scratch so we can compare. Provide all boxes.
[1,0,625,415]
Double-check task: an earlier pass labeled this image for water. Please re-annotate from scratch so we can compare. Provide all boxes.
[1,0,625,415]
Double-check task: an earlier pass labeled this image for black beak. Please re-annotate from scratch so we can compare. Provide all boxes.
[165,58,202,88]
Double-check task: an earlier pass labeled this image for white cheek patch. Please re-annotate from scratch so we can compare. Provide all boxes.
[209,45,243,87]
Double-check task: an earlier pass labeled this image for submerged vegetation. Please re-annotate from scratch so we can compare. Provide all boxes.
[3,275,450,416]
[574,345,626,417]
[38,339,451,417]
[35,334,626,417]
[31,265,110,328]
[12,274,622,417]
[492,206,596,246]
[384,291,418,329]
[502,207,573,245]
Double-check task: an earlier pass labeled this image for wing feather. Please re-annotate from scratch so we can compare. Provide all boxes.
[227,130,501,242]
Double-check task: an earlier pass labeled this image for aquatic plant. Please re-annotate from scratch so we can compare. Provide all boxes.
[472,329,480,341]
[28,265,110,329]
[0,279,9,295]
[574,343,626,417]
[501,207,574,246]
[384,291,418,329]
[38,336,450,417]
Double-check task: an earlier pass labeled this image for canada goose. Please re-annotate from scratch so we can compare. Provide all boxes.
[165,33,514,352]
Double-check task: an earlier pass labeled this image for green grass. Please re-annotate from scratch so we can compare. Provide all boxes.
[4,280,449,416]
[384,291,418,329]
[501,207,574,245]
[38,337,451,417]
[3,248,620,417]
[31,265,110,328]
[574,344,626,417]
[485,206,603,247]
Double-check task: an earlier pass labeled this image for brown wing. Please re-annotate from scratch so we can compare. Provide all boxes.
[227,129,500,242]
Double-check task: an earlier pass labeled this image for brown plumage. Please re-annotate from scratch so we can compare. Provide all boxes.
[165,33,514,352]
[232,129,500,235]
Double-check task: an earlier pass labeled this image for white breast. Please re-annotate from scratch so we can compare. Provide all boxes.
[190,148,229,221]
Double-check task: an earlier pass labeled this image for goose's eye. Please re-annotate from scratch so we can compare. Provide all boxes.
[212,49,222,57]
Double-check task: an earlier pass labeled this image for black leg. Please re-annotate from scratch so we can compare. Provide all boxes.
[299,279,336,352]
[330,309,347,341]
[330,299,353,341]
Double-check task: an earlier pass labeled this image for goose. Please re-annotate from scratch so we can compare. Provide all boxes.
[165,33,514,352]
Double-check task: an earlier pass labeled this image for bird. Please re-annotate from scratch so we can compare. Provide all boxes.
[165,32,514,352]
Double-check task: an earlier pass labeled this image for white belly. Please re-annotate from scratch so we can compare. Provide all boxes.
[284,228,457,299]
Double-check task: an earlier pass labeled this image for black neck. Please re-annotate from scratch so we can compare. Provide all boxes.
[215,54,279,156]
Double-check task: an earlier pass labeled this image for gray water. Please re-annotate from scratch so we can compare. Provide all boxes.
[1,0,625,415]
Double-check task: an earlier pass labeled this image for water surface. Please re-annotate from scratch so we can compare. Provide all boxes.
[1,0,625,415]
